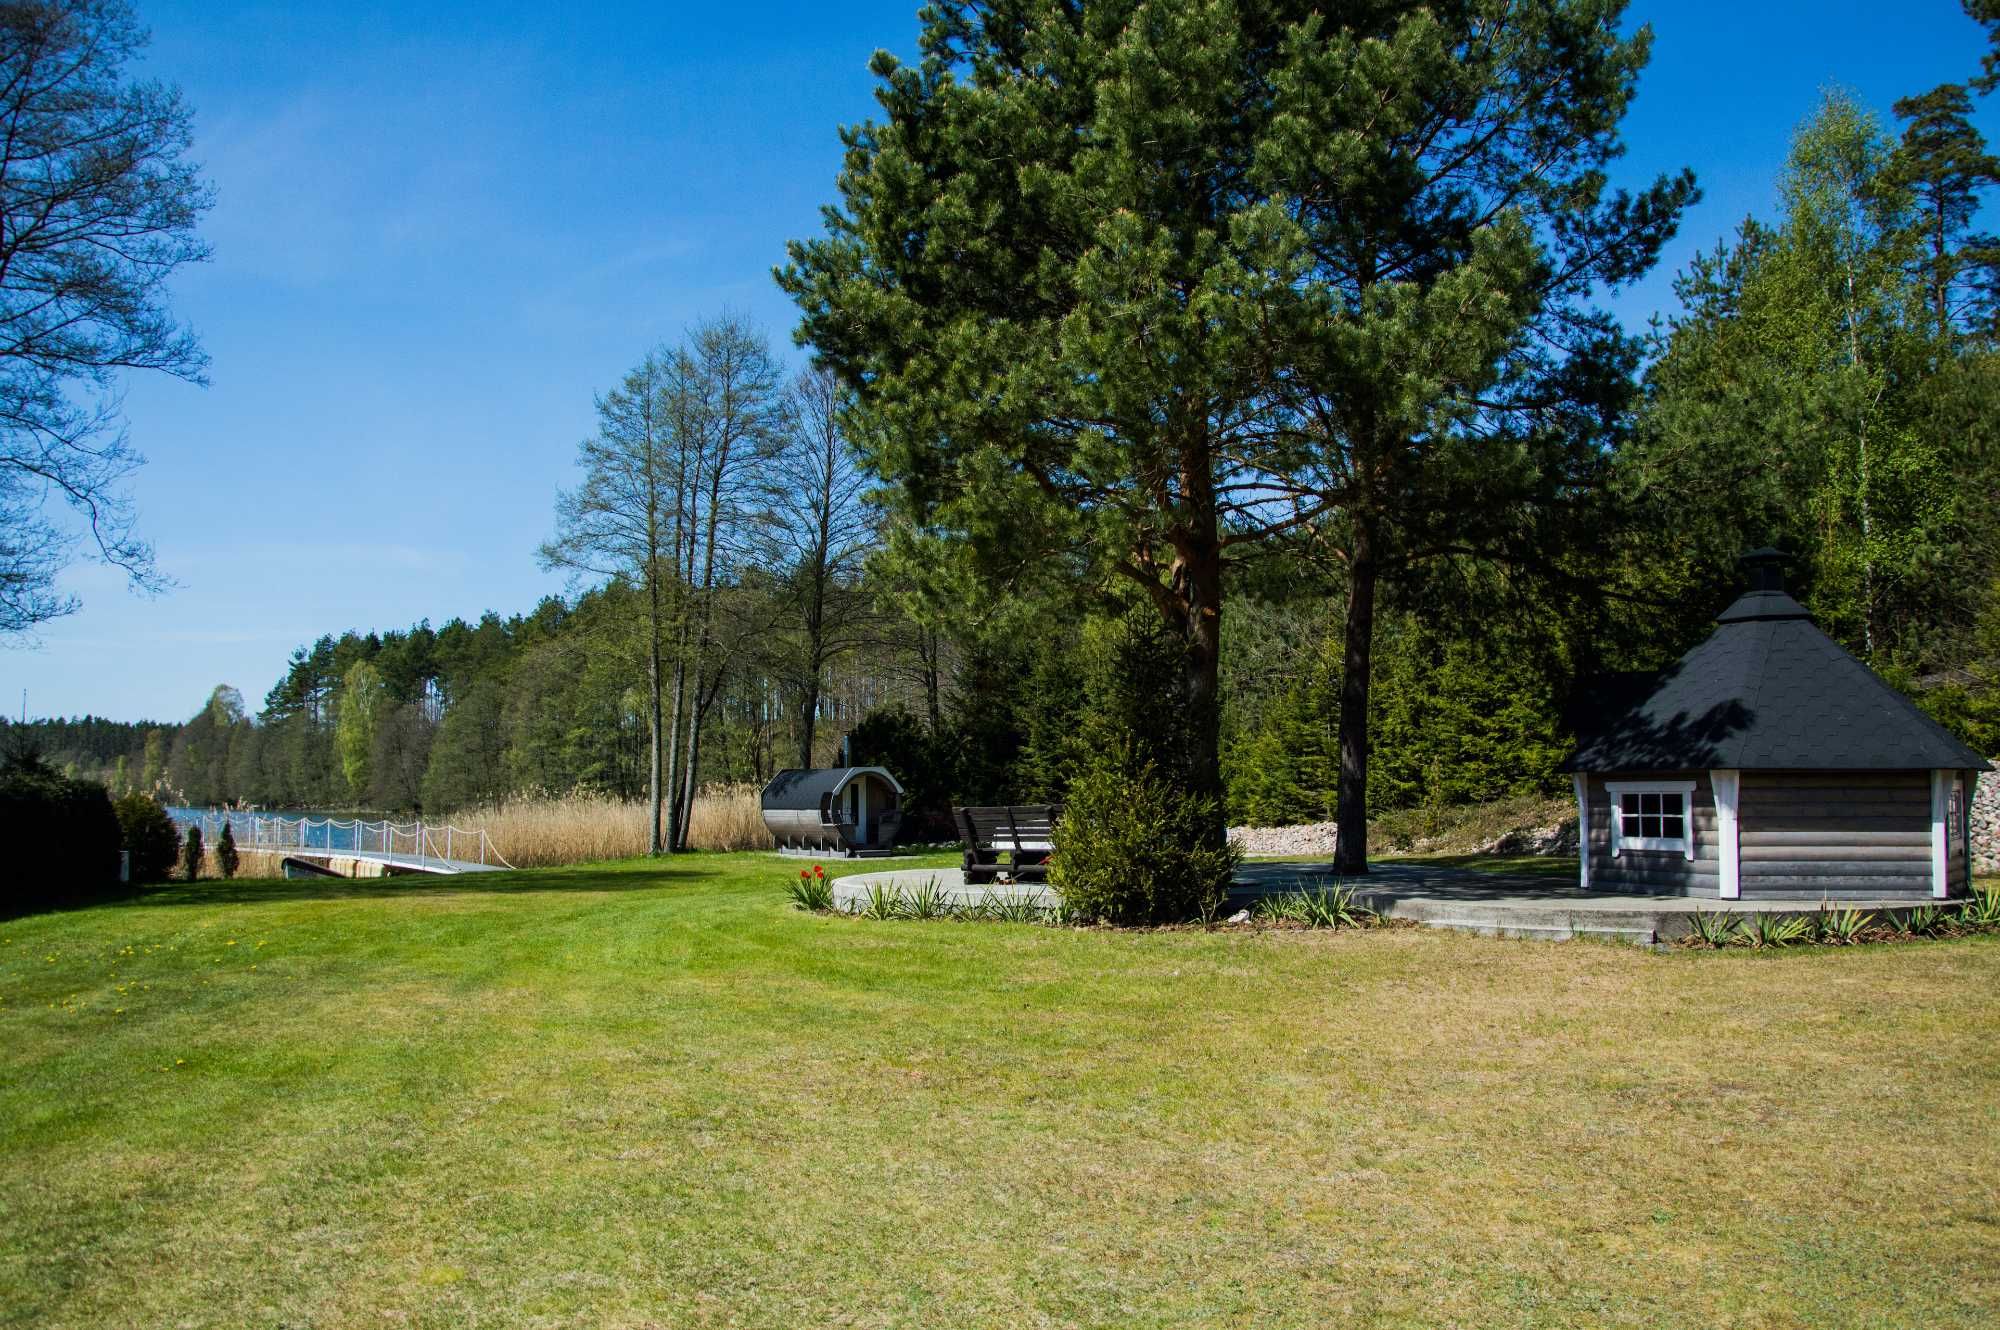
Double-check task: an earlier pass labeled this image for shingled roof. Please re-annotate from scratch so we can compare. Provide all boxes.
[1566,552,1990,774]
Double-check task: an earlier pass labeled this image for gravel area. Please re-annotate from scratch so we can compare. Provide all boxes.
[1229,816,1578,859]
[1974,771,1998,875]
[1228,821,1339,858]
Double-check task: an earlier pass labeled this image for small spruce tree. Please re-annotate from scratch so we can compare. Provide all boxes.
[180,825,204,881]
[216,822,239,879]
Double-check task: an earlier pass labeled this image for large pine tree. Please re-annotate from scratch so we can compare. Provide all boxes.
[784,0,1690,868]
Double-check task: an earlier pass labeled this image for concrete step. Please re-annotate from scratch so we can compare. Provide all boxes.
[1391,914,1659,945]
[1345,893,1669,944]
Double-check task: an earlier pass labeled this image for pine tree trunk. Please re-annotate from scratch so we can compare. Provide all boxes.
[1933,197,1949,338]
[1180,542,1226,850]
[1168,445,1226,850]
[922,627,943,735]
[1333,518,1379,874]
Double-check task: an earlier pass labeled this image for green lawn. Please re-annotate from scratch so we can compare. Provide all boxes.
[3,854,1997,1329]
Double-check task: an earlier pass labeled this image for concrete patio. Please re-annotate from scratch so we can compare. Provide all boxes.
[834,859,1955,946]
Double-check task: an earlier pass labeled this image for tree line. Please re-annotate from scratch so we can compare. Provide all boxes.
[7,2,1999,876]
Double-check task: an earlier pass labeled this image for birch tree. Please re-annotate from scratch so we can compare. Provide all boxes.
[540,353,680,854]
[668,316,783,847]
[767,365,877,767]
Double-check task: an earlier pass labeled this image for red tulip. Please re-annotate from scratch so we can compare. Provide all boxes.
[813,863,824,879]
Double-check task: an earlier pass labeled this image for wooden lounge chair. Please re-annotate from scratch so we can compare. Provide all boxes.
[956,804,1065,884]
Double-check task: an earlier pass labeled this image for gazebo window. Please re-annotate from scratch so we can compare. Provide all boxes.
[1605,780,1697,858]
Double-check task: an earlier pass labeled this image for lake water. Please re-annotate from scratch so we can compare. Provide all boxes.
[167,808,392,854]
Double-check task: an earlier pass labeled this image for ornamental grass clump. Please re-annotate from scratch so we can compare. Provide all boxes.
[1811,905,1872,945]
[899,875,953,920]
[860,881,902,921]
[984,892,1052,925]
[1254,882,1374,929]
[1741,912,1812,950]
[1685,909,1742,948]
[1958,883,2000,929]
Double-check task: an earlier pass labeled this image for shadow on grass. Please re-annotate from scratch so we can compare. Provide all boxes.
[118,857,724,910]
[3,882,155,923]
[1377,853,1579,879]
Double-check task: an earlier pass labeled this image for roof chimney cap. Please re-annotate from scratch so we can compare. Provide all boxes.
[1738,547,1789,592]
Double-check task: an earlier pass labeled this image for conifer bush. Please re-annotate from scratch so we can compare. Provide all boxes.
[1050,761,1238,926]
[216,822,240,879]
[180,825,204,881]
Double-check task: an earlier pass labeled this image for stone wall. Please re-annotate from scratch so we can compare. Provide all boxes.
[1974,771,1999,875]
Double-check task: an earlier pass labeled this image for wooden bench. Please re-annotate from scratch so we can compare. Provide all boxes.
[955,805,1065,884]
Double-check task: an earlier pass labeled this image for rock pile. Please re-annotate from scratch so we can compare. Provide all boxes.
[1480,820,1579,857]
[1228,821,1339,858]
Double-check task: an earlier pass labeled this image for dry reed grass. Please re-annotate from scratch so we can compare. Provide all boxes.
[466,785,772,867]
[683,784,772,854]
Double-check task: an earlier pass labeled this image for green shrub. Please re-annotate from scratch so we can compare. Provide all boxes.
[113,793,179,883]
[181,824,205,882]
[0,753,122,913]
[1050,761,1239,925]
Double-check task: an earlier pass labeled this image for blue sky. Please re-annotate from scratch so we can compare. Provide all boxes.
[2,0,1993,723]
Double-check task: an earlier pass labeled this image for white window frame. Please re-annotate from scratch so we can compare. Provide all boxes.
[1605,780,1698,861]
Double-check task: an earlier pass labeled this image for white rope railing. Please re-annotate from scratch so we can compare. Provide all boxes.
[180,812,516,871]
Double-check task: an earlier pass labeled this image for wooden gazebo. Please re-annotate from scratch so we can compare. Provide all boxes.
[1564,551,1987,900]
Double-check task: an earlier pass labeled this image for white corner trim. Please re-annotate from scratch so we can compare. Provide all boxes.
[1711,769,1741,900]
[1931,769,1951,899]
[1604,779,1699,861]
[1572,773,1590,891]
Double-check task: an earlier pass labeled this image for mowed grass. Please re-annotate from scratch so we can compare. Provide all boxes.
[2,856,1997,1329]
